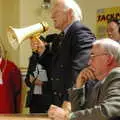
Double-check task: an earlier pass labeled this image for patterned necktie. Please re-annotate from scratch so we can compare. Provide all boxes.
[60,31,64,36]
[59,31,64,47]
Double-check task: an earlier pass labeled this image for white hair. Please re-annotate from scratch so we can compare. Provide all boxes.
[93,38,120,65]
[0,37,6,58]
[63,0,83,21]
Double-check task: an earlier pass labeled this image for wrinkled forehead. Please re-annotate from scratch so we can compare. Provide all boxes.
[91,44,105,54]
[52,0,64,11]
[51,4,64,15]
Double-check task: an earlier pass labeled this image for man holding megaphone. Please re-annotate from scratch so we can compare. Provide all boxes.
[7,0,96,113]
[29,0,96,113]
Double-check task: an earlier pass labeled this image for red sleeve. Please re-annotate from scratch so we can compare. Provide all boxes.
[10,63,22,113]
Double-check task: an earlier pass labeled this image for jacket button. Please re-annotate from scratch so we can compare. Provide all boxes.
[51,78,54,81]
[56,78,60,81]
[60,64,64,68]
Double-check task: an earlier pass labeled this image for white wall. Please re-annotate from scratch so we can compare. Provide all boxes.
[1,0,20,65]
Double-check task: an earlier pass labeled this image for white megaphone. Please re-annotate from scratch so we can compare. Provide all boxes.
[7,22,48,50]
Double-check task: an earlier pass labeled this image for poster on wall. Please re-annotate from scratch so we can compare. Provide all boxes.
[96,6,120,39]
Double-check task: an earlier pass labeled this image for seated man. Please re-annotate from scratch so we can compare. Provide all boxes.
[48,38,120,120]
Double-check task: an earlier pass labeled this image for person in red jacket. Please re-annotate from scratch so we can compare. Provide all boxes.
[0,46,22,113]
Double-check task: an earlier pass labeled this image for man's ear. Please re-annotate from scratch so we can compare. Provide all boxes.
[68,8,73,19]
[107,55,114,65]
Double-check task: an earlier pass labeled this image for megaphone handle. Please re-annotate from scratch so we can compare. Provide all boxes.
[31,33,40,52]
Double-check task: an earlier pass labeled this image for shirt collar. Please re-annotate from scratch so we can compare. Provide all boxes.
[64,21,77,35]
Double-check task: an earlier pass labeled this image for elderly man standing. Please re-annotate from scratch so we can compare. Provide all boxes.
[30,0,95,110]
[48,38,120,120]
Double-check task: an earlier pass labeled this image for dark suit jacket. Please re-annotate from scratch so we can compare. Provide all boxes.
[36,21,95,105]
[69,67,120,120]
[50,21,95,91]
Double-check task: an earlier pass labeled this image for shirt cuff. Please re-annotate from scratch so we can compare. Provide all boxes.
[69,112,76,120]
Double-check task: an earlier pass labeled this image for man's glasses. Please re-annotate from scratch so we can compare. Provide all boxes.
[90,53,108,59]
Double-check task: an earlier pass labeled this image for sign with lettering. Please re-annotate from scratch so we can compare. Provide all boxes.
[96,6,120,38]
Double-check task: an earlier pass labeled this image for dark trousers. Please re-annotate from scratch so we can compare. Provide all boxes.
[29,94,52,113]
[52,91,69,107]
[109,116,120,120]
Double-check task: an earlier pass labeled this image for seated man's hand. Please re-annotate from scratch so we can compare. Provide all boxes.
[76,66,96,88]
[62,101,71,113]
[48,105,68,120]
[30,36,46,54]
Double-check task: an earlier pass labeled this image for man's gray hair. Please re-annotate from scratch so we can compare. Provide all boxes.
[63,0,83,21]
[94,38,120,65]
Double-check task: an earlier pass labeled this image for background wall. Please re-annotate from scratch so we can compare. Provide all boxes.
[1,0,20,64]
[76,0,120,34]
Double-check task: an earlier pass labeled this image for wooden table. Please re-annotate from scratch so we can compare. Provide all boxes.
[0,113,50,120]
